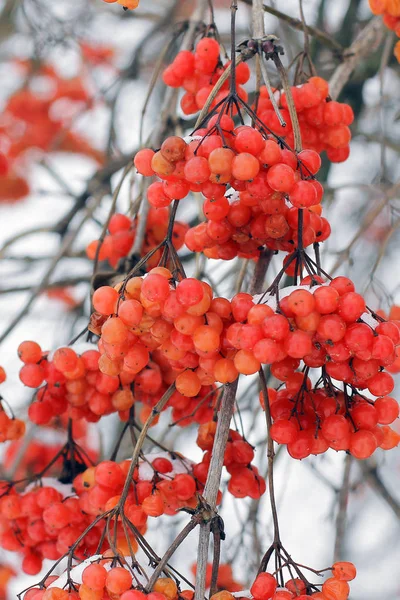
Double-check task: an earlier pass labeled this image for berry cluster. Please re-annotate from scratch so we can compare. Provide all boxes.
[86,210,188,269]
[26,569,192,600]
[18,342,129,424]
[369,1,400,62]
[74,453,201,519]
[19,337,218,427]
[225,278,399,380]
[235,278,400,459]
[0,453,201,574]
[246,561,356,600]
[266,383,400,460]
[0,60,103,203]
[92,271,227,396]
[134,124,328,260]
[0,367,25,442]
[162,38,249,115]
[194,422,265,499]
[255,77,354,162]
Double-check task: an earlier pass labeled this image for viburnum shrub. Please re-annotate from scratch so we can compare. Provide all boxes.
[1,2,399,599]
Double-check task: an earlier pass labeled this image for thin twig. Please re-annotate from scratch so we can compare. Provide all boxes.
[329,16,385,101]
[239,0,343,53]
[194,379,239,600]
[333,454,352,562]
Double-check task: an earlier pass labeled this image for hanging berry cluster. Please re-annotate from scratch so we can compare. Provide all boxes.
[28,570,193,600]
[254,77,354,162]
[5,11,400,600]
[135,125,328,261]
[163,38,250,115]
[369,0,400,62]
[195,422,266,499]
[0,453,201,575]
[245,560,357,600]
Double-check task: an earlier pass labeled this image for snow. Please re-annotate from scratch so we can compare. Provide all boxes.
[24,477,75,498]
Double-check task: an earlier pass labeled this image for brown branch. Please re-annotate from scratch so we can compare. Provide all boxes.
[329,16,385,101]
[330,182,400,275]
[272,54,302,152]
[333,454,352,562]
[194,379,239,600]
[0,276,90,295]
[146,515,203,590]
[239,0,343,53]
[249,249,274,295]
[358,460,400,520]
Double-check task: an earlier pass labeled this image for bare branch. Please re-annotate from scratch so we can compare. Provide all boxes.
[329,16,385,101]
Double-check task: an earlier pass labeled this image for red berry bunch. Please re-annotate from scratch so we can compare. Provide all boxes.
[0,453,201,574]
[27,569,190,600]
[135,123,329,260]
[0,477,90,575]
[224,278,400,385]
[264,382,400,460]
[162,38,250,115]
[92,270,229,395]
[255,76,354,162]
[74,453,201,520]
[194,421,265,499]
[375,304,400,374]
[185,195,328,262]
[19,337,218,428]
[369,1,400,62]
[0,367,25,442]
[86,209,188,270]
[18,342,134,424]
[248,560,356,600]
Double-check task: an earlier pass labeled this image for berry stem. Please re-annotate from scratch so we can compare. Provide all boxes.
[117,384,176,508]
[229,0,238,95]
[249,249,274,295]
[146,515,203,591]
[271,54,302,153]
[258,368,281,547]
[333,454,352,562]
[194,379,238,600]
